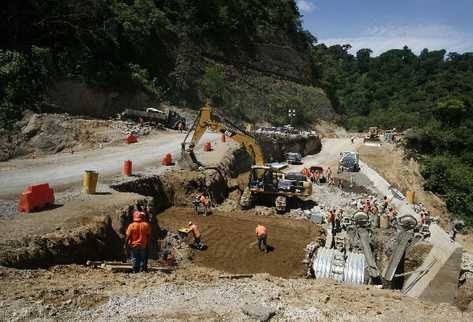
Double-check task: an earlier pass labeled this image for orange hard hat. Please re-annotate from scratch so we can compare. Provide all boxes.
[133,211,144,222]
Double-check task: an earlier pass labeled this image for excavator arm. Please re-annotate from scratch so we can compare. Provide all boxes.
[180,104,265,169]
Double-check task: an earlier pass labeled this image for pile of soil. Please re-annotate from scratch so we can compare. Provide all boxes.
[158,207,323,278]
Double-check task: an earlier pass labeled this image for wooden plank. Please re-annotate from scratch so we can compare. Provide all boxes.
[218,274,253,279]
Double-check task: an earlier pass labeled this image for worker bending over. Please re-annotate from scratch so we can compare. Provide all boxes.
[126,211,151,273]
[256,224,269,253]
[188,221,204,248]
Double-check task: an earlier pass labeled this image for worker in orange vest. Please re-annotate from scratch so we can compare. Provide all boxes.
[188,221,203,248]
[256,224,268,253]
[302,168,309,177]
[126,211,151,273]
[199,192,210,216]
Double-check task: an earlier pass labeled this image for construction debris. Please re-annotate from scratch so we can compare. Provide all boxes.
[85,261,174,273]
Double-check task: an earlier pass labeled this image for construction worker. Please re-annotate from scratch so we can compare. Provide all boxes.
[381,196,391,214]
[388,207,398,224]
[255,224,268,252]
[327,209,336,233]
[199,192,210,216]
[188,221,203,248]
[126,211,151,273]
[302,167,310,177]
[335,209,344,232]
[314,170,321,185]
[326,167,332,182]
[363,199,371,214]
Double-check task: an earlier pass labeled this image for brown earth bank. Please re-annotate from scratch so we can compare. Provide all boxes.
[158,207,324,278]
[0,192,150,268]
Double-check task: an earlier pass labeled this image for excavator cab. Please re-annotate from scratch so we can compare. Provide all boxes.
[248,166,279,193]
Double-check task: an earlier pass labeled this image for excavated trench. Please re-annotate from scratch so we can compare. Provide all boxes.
[0,134,323,271]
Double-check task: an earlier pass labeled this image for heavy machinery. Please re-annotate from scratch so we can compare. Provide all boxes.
[121,108,186,130]
[180,104,312,213]
[363,127,381,145]
[337,151,360,173]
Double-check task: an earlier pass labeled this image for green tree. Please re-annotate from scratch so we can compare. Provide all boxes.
[198,64,226,104]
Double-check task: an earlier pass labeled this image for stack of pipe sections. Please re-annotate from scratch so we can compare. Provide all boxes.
[312,248,366,285]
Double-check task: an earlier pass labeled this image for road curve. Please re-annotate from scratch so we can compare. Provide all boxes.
[0,131,219,197]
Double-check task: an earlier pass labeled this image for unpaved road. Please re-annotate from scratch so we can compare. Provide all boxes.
[0,131,219,197]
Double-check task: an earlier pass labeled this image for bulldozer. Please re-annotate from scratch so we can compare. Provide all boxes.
[180,104,312,213]
[363,127,381,146]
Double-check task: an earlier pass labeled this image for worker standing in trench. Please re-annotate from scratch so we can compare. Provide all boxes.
[126,211,151,273]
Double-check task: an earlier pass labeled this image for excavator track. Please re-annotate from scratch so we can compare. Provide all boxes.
[239,187,253,209]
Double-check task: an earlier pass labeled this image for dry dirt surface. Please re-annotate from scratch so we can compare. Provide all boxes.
[0,264,471,322]
[159,207,323,278]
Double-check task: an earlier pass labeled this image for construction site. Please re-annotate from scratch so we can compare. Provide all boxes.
[0,106,473,322]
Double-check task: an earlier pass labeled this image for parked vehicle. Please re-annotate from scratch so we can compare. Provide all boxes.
[286,152,302,165]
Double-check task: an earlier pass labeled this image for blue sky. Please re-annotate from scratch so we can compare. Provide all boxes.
[296,0,473,55]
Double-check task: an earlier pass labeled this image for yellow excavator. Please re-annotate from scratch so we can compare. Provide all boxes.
[180,104,312,213]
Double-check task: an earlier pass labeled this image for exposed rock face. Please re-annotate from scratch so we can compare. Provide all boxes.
[47,80,153,117]
[255,132,322,162]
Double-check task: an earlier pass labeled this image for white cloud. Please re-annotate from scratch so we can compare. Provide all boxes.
[297,0,317,14]
[319,24,473,56]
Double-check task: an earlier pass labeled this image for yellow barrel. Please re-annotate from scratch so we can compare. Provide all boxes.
[83,170,98,194]
[406,191,415,204]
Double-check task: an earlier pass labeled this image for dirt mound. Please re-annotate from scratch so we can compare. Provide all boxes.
[111,146,252,211]
[158,208,323,278]
[0,192,150,268]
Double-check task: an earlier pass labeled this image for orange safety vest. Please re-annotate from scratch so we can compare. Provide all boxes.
[327,211,335,223]
[256,225,267,237]
[190,224,201,238]
[126,221,151,248]
[200,195,209,206]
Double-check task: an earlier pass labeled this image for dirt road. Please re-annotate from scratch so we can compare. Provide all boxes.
[0,131,219,197]
[285,137,360,174]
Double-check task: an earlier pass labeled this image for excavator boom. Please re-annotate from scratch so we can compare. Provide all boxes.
[180,104,265,169]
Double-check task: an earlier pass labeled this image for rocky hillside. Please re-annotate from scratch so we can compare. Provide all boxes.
[1,0,333,128]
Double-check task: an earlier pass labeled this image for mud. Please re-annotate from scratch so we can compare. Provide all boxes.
[158,207,324,278]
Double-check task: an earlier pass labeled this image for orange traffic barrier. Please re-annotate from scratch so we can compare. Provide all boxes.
[125,134,138,144]
[123,160,132,176]
[203,142,212,151]
[17,183,55,213]
[161,153,173,166]
[221,134,226,143]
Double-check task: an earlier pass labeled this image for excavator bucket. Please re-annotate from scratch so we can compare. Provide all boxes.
[177,145,201,170]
